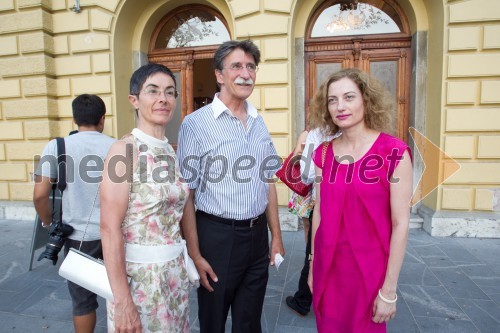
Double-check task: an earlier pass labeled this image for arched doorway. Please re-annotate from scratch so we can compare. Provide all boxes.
[305,0,411,141]
[148,4,231,147]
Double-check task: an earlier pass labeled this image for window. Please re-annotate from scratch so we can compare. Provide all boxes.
[311,2,400,37]
[153,8,230,49]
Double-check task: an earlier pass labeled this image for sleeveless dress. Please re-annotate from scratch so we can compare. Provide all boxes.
[107,128,190,333]
[311,132,411,333]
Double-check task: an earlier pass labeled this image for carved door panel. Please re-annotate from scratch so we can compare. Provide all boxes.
[162,69,184,148]
[305,37,411,141]
[305,50,354,116]
[359,48,411,141]
[147,57,193,149]
[149,47,218,148]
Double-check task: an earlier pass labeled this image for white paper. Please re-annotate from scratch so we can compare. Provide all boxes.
[274,253,284,271]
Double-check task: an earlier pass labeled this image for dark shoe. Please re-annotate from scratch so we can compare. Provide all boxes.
[286,296,309,316]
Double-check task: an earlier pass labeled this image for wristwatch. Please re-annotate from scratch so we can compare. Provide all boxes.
[41,221,52,229]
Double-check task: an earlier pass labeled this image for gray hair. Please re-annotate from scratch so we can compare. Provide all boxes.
[214,40,261,70]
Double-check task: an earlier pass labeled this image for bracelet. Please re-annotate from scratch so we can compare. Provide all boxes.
[378,289,397,304]
[41,221,52,229]
[308,253,314,261]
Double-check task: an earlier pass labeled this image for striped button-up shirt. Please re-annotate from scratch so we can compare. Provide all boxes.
[177,93,280,220]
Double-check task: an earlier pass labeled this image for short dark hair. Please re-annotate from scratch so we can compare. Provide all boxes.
[72,94,106,126]
[130,63,176,95]
[214,39,261,71]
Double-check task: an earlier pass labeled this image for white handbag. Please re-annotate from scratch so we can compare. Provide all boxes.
[186,256,199,287]
[59,247,116,301]
[58,184,119,301]
[59,239,198,300]
[183,244,200,288]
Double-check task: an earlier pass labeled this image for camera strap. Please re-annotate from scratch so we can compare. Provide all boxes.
[55,137,67,192]
[53,137,66,227]
[53,136,101,251]
[54,136,88,251]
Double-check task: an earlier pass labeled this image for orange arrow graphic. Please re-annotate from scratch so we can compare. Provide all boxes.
[409,127,461,207]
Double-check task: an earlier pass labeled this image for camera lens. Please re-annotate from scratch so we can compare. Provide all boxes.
[37,222,74,265]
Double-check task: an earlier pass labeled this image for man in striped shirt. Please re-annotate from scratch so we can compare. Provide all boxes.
[178,40,285,333]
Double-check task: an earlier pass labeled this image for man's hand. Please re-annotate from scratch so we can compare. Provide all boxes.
[269,237,285,266]
[194,256,218,292]
[307,265,313,294]
[266,183,285,266]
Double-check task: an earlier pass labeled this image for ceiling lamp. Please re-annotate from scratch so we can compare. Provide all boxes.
[325,1,366,33]
[325,1,374,33]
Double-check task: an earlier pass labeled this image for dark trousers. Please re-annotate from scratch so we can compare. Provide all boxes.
[292,214,313,312]
[196,212,269,333]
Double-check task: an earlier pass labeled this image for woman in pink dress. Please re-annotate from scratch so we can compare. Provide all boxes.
[307,68,413,333]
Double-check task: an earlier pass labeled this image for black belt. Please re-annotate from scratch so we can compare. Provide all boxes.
[197,210,265,228]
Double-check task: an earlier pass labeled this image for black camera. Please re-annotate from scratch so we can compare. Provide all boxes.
[37,221,74,265]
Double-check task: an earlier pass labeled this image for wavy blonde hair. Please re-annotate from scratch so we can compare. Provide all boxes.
[308,68,393,136]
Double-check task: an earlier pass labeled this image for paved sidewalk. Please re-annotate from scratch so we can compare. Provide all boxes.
[0,219,499,332]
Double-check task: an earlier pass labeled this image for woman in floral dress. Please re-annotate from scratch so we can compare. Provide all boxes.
[101,63,190,333]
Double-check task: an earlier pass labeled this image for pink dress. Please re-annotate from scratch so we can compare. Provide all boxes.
[312,132,410,333]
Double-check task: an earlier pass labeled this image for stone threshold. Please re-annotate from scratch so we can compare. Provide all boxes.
[418,204,500,238]
[280,207,424,232]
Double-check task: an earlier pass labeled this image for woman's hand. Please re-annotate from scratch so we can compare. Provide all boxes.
[372,291,397,323]
[114,296,142,333]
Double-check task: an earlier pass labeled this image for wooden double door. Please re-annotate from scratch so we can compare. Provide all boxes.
[148,46,218,148]
[305,34,411,141]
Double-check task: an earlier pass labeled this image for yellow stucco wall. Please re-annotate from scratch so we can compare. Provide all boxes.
[0,0,118,200]
[440,0,500,212]
[0,0,499,214]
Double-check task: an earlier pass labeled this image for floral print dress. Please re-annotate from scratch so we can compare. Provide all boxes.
[107,128,190,333]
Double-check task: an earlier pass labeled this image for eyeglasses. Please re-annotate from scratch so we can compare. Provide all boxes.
[223,63,258,73]
[140,88,178,99]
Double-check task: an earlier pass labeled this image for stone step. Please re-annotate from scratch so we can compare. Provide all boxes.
[410,213,423,229]
[280,208,424,231]
[0,200,36,221]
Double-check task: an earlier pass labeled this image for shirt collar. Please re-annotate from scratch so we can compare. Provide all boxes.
[212,93,258,119]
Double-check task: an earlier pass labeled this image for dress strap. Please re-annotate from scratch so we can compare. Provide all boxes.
[321,140,332,168]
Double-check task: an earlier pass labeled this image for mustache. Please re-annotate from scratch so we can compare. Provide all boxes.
[234,78,254,85]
